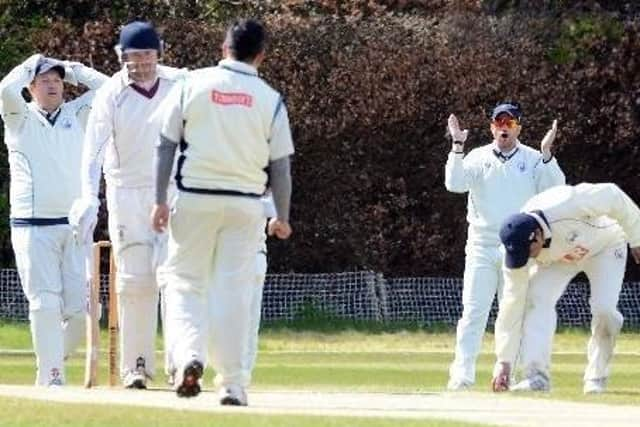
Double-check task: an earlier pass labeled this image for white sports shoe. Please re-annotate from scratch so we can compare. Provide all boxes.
[219,384,248,406]
[47,378,64,388]
[584,378,607,395]
[447,378,473,391]
[511,372,550,392]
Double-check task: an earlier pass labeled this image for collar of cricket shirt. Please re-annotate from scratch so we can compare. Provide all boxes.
[529,210,552,246]
[491,140,520,162]
[218,59,259,77]
[33,104,62,126]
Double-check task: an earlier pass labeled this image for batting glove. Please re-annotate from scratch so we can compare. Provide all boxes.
[69,197,99,245]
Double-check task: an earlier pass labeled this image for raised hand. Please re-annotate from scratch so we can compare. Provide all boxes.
[448,114,469,144]
[540,119,558,161]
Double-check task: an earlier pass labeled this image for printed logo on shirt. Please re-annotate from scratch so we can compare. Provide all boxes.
[518,161,526,172]
[211,90,253,107]
[614,248,625,260]
[562,245,589,262]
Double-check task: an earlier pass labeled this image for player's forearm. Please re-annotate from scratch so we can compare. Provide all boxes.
[535,156,566,192]
[0,54,40,117]
[269,156,292,222]
[444,152,470,193]
[66,62,108,90]
[81,150,103,202]
[154,134,178,204]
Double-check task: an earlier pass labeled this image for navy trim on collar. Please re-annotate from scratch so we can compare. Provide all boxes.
[492,147,519,162]
[219,64,259,77]
[531,209,552,247]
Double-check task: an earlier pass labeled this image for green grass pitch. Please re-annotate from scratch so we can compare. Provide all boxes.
[1,321,638,426]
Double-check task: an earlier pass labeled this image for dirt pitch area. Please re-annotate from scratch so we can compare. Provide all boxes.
[0,384,638,426]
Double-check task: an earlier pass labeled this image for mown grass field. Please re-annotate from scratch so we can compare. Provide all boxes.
[1,321,639,426]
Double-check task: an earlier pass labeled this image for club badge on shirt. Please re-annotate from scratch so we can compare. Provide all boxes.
[565,230,579,244]
[61,117,72,129]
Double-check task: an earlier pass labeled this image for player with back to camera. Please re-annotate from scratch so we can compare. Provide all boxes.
[152,18,294,406]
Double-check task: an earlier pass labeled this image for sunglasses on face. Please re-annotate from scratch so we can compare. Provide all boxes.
[492,117,519,129]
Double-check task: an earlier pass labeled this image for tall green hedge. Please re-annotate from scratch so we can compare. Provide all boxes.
[1,1,639,278]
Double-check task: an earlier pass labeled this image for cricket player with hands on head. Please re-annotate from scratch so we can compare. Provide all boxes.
[0,54,107,386]
[492,183,640,394]
[444,102,565,390]
[73,20,187,389]
[152,18,294,406]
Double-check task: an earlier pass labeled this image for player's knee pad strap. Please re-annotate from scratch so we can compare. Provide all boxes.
[115,242,157,295]
[117,275,157,296]
[28,291,62,312]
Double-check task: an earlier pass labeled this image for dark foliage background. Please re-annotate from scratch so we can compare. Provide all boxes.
[1,0,639,278]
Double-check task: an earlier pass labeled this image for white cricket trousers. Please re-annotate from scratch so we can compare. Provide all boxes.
[215,222,267,387]
[106,185,168,380]
[449,241,503,384]
[520,243,627,382]
[162,192,263,388]
[245,239,267,372]
[11,225,86,385]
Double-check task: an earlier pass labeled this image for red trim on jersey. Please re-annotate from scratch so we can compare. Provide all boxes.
[211,90,253,107]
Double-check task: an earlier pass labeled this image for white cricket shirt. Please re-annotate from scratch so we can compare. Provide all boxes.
[0,55,107,219]
[161,59,294,196]
[495,183,640,365]
[445,141,566,245]
[81,65,187,197]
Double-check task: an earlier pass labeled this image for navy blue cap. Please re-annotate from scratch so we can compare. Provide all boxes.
[491,103,522,120]
[35,58,65,79]
[119,21,161,52]
[499,213,540,269]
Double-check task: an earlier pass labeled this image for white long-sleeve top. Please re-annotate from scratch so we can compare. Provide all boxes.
[0,54,107,219]
[445,141,565,245]
[495,183,640,365]
[81,65,187,198]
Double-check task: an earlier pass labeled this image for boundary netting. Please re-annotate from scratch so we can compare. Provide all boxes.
[2,269,640,327]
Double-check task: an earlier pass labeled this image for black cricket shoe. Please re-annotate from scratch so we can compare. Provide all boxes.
[176,360,204,398]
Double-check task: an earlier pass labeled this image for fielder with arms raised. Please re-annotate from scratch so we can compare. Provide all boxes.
[444,103,565,390]
[73,21,187,388]
[0,54,107,386]
[492,183,640,394]
[152,19,293,405]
